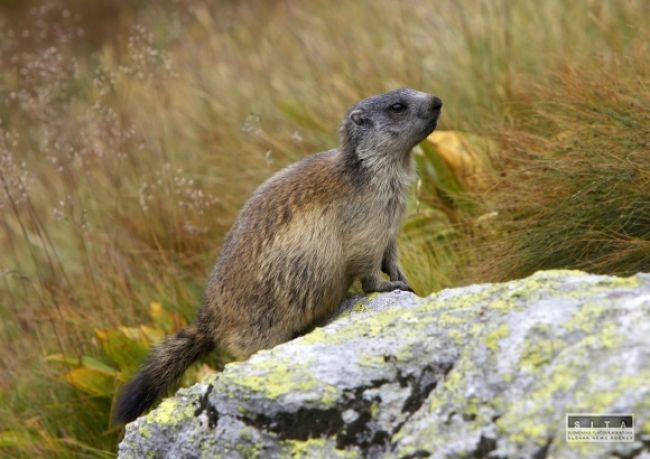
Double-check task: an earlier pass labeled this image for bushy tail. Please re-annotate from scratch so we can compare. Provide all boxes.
[113,324,214,424]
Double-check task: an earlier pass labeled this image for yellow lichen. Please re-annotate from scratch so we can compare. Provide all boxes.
[564,303,607,333]
[437,312,467,326]
[146,399,178,425]
[282,438,356,458]
[519,338,563,370]
[297,327,327,345]
[485,324,510,351]
[138,425,151,439]
[446,328,464,345]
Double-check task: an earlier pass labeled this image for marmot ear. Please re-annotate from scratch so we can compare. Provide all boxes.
[349,109,367,126]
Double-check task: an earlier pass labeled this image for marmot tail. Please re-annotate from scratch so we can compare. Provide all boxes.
[113,324,214,424]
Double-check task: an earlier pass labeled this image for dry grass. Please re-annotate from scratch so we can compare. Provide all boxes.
[0,0,648,456]
[476,45,650,280]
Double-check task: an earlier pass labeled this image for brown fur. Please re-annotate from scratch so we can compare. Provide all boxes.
[114,88,442,424]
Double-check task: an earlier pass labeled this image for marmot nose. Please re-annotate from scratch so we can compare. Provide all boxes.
[431,96,443,111]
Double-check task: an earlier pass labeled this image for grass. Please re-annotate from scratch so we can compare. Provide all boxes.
[476,48,650,280]
[0,0,648,456]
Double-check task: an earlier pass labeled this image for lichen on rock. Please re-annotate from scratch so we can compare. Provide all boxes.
[118,270,650,458]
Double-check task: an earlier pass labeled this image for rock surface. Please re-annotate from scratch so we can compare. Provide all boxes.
[118,270,650,458]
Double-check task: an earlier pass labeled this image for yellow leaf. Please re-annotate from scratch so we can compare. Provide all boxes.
[64,368,115,398]
[0,430,33,448]
[117,326,146,342]
[80,356,120,377]
[149,301,186,332]
[95,329,108,342]
[45,353,80,367]
[140,325,165,344]
[424,130,494,190]
[149,302,164,321]
[149,301,173,332]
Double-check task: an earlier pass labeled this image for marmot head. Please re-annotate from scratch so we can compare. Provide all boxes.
[340,88,442,161]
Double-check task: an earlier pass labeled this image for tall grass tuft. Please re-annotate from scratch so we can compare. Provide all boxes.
[478,42,650,280]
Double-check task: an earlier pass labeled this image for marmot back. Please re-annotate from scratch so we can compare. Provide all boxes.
[114,88,442,424]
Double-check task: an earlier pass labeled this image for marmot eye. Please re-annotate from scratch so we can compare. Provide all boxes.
[389,102,407,113]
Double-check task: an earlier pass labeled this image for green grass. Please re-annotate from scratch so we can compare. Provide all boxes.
[0,0,648,456]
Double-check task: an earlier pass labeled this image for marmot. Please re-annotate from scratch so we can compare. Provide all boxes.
[114,88,442,423]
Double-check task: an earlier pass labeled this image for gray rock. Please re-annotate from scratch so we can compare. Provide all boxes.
[118,270,650,458]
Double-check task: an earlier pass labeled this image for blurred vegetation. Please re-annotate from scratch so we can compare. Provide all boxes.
[47,302,215,403]
[0,0,648,456]
[477,54,650,279]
